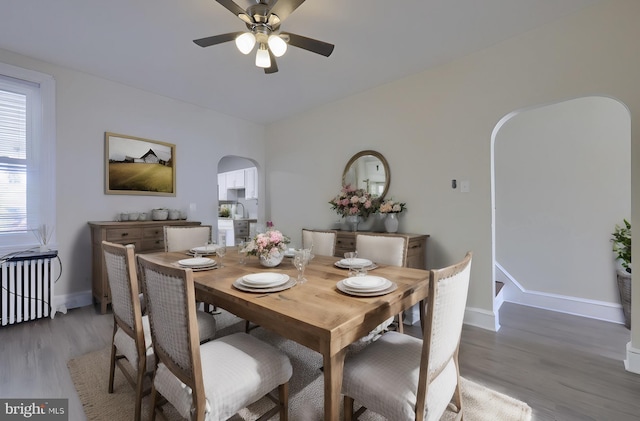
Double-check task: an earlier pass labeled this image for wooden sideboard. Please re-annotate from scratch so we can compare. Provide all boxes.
[334,231,429,269]
[88,220,201,313]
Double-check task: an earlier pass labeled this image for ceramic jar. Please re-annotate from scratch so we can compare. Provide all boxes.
[384,213,399,233]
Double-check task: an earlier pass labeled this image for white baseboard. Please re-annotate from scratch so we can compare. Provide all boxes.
[52,290,93,316]
[495,262,625,325]
[464,306,500,332]
[625,341,640,374]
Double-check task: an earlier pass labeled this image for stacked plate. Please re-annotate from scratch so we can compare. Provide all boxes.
[336,275,397,297]
[176,257,217,271]
[188,245,219,256]
[334,258,376,270]
[233,272,296,293]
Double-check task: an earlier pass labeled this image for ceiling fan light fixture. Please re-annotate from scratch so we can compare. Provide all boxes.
[255,44,271,68]
[235,32,256,54]
[268,34,287,57]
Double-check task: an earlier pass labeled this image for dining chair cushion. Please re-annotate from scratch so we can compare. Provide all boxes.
[343,331,458,420]
[113,315,154,370]
[153,332,293,420]
[302,229,337,256]
[164,226,212,252]
[355,234,406,267]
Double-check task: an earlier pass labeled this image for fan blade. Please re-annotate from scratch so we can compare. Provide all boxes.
[193,32,243,47]
[216,0,252,23]
[268,0,306,23]
[283,32,334,57]
[265,50,278,74]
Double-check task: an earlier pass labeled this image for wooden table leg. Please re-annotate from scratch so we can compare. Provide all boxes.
[323,347,347,421]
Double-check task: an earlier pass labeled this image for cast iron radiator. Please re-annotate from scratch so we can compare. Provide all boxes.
[1,250,58,326]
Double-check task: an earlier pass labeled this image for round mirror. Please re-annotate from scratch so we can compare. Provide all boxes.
[342,150,390,199]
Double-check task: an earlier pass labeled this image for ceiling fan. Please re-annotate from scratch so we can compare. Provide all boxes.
[193,0,334,74]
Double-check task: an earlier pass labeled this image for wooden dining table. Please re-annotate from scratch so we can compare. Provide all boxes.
[143,248,430,421]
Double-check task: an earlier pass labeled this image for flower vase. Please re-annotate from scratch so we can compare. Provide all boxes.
[259,251,284,267]
[384,213,399,233]
[346,215,360,231]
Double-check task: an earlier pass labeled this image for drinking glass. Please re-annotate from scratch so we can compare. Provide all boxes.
[237,240,247,265]
[293,249,310,284]
[216,242,227,268]
[344,251,357,277]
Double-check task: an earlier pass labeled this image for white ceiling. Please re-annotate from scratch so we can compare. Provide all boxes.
[0,0,599,124]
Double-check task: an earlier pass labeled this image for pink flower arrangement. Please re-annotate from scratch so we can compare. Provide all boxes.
[329,184,380,218]
[243,228,290,259]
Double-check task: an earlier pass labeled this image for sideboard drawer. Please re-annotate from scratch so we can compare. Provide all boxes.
[141,238,165,251]
[106,228,143,242]
[143,226,165,239]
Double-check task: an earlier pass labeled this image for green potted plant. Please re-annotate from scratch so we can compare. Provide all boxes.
[612,219,631,329]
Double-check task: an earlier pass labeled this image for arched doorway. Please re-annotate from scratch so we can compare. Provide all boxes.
[491,96,631,328]
[217,156,260,246]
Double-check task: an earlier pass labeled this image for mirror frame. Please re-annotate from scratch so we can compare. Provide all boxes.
[342,150,390,200]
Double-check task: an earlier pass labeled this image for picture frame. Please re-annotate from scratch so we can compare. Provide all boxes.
[105,132,176,196]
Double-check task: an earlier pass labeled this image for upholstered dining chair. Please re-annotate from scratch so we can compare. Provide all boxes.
[342,252,472,421]
[302,229,337,256]
[102,241,218,421]
[136,254,293,421]
[355,233,407,333]
[163,225,212,252]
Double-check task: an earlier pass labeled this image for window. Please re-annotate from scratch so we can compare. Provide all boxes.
[0,63,55,253]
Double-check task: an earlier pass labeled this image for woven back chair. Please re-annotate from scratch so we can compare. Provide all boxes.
[137,254,293,421]
[356,233,407,333]
[102,241,153,421]
[302,229,337,256]
[163,225,212,252]
[355,233,407,267]
[342,252,472,421]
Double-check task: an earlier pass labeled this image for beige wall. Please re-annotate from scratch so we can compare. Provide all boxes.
[265,0,640,339]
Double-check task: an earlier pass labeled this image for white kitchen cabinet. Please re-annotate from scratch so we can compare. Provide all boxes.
[226,169,245,189]
[244,167,258,199]
[218,173,227,200]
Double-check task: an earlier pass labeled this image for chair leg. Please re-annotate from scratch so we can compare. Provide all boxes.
[344,396,354,421]
[108,325,117,393]
[278,382,289,421]
[149,385,158,421]
[134,359,146,421]
[396,312,404,333]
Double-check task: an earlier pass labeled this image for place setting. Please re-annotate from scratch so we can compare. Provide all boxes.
[336,275,397,297]
[334,252,378,271]
[233,272,297,293]
[186,244,219,257]
[172,257,218,271]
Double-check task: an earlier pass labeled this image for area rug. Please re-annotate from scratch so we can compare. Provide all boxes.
[68,326,532,421]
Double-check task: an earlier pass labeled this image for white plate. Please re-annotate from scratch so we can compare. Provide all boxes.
[242,272,289,287]
[233,276,296,293]
[343,276,391,291]
[336,280,398,297]
[337,258,373,268]
[178,257,215,268]
[191,245,219,254]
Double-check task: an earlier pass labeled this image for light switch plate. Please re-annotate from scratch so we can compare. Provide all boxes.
[460,180,470,193]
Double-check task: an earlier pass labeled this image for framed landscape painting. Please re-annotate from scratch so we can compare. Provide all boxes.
[105,132,176,196]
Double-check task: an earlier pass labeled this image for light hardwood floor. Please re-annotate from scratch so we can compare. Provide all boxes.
[1,302,639,420]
